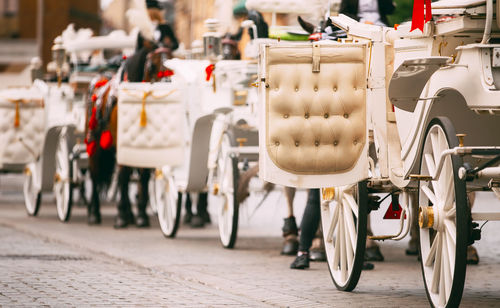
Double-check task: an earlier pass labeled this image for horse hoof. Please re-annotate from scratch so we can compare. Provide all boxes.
[114,216,132,229]
[405,242,419,256]
[363,262,375,270]
[87,215,101,225]
[281,238,299,256]
[135,215,150,228]
[183,212,193,224]
[467,245,479,265]
[190,215,205,228]
[365,245,384,262]
[309,250,326,262]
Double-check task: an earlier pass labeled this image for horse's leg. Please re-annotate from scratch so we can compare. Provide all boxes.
[135,168,151,228]
[467,192,479,264]
[281,186,299,255]
[88,172,101,225]
[114,166,134,228]
[190,192,209,228]
[183,193,193,224]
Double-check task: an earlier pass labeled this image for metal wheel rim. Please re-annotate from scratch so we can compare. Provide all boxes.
[54,133,71,221]
[419,124,458,308]
[321,184,361,288]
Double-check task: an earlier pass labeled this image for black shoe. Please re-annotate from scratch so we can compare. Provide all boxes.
[363,262,375,270]
[190,215,205,228]
[281,237,299,255]
[365,246,384,261]
[135,212,150,228]
[290,254,310,269]
[114,210,134,229]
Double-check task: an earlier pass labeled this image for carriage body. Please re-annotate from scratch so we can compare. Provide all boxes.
[258,0,500,305]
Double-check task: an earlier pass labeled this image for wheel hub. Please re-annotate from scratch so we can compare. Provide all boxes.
[419,206,434,229]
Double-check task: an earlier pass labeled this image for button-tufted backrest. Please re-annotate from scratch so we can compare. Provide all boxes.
[117,81,185,168]
[0,87,45,168]
[263,43,367,175]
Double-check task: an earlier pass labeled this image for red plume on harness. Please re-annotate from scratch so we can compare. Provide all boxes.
[88,107,97,131]
[205,64,215,81]
[100,130,113,150]
[86,140,96,157]
[94,79,108,88]
[411,0,432,32]
[308,32,322,41]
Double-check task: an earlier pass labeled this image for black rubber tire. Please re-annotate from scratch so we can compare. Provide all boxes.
[221,156,240,249]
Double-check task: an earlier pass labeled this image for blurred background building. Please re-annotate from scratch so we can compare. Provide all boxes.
[0,0,411,88]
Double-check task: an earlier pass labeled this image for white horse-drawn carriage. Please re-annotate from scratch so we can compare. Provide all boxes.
[17,27,135,222]
[258,0,500,306]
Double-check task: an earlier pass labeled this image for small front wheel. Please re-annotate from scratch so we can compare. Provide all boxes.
[156,173,181,238]
[23,161,42,216]
[321,182,368,292]
[54,132,73,222]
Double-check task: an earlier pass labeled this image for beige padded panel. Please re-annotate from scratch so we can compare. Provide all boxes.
[265,43,367,174]
[117,82,185,169]
[0,87,45,167]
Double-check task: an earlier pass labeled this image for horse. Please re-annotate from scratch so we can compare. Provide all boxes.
[85,44,174,228]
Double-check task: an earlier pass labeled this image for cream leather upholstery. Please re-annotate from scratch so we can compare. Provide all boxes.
[264,43,367,175]
[245,0,323,14]
[117,82,185,168]
[0,87,45,167]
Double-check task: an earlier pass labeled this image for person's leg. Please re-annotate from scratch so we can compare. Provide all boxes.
[136,168,151,228]
[291,189,320,269]
[282,186,299,255]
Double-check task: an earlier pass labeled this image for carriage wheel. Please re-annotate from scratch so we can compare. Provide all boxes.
[321,182,367,291]
[212,133,239,249]
[54,132,73,222]
[418,117,468,308]
[156,173,181,238]
[23,161,42,216]
[148,176,158,214]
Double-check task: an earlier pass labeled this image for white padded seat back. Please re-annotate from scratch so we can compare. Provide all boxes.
[0,87,45,167]
[246,0,324,14]
[117,81,185,168]
[259,42,369,188]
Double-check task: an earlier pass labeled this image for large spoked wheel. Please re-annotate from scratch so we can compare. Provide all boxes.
[148,175,158,214]
[54,132,73,222]
[321,182,368,291]
[418,117,468,308]
[156,172,181,238]
[211,133,239,249]
[23,161,42,216]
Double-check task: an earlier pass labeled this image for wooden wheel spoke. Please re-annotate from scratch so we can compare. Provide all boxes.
[343,197,357,250]
[425,232,440,267]
[431,234,443,294]
[444,219,456,244]
[421,185,437,205]
[344,194,359,218]
[339,207,347,282]
[326,203,340,243]
[424,153,436,176]
[333,215,341,269]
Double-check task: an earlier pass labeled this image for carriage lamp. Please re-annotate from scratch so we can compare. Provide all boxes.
[51,36,66,87]
[419,206,434,229]
[203,19,222,60]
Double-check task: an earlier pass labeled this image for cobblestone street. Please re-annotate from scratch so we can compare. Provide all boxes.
[1,174,500,307]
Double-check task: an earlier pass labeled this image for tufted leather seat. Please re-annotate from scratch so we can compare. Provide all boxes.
[0,87,45,167]
[263,43,367,175]
[117,81,185,168]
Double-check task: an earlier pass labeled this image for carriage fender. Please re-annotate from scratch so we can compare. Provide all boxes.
[40,125,76,191]
[388,56,451,112]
